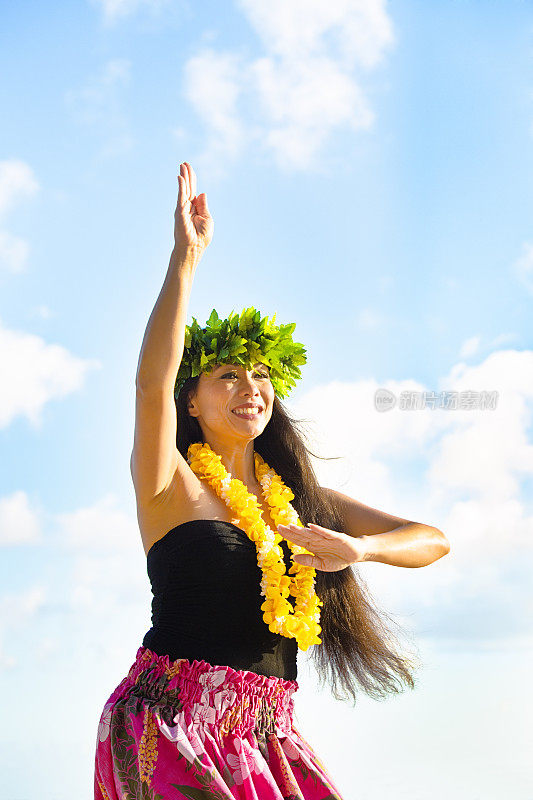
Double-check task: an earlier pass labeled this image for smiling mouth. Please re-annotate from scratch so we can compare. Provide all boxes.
[232,408,263,419]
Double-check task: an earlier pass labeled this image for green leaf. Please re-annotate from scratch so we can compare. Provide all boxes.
[178,306,307,399]
[169,786,222,800]
[206,309,220,328]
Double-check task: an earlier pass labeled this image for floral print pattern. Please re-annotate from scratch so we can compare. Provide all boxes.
[94,645,346,799]
[97,703,113,743]
[226,737,267,785]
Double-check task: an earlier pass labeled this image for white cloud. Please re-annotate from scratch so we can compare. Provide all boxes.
[238,0,394,69]
[0,159,40,274]
[0,494,150,665]
[251,54,374,170]
[0,159,39,218]
[511,241,533,294]
[0,585,47,618]
[57,492,139,551]
[292,375,441,504]
[0,316,102,429]
[31,305,55,321]
[54,497,151,660]
[0,585,46,669]
[490,332,520,348]
[64,59,134,158]
[50,492,150,623]
[184,0,395,171]
[289,347,533,647]
[356,307,385,331]
[69,549,147,612]
[434,350,533,502]
[183,50,247,171]
[0,491,42,545]
[35,636,59,661]
[458,335,481,359]
[89,0,170,26]
[0,230,30,274]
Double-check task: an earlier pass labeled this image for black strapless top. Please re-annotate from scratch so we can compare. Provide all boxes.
[142,519,298,680]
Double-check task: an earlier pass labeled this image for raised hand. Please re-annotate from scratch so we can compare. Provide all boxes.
[174,161,214,256]
[277,523,368,572]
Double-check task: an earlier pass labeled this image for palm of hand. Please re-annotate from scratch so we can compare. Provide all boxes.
[175,161,214,251]
[277,523,366,572]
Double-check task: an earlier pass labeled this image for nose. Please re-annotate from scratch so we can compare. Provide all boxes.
[240,371,261,397]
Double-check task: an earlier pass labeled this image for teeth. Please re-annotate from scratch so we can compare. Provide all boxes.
[233,407,261,415]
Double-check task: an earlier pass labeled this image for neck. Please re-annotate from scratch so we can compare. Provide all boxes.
[199,436,259,488]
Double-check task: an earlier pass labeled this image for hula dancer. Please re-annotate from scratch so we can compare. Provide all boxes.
[94,161,450,799]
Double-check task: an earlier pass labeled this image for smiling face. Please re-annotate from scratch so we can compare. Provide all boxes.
[187,362,275,442]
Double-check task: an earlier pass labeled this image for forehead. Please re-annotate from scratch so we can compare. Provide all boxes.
[212,362,269,370]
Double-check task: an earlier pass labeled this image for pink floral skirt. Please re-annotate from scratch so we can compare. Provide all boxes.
[94,644,345,799]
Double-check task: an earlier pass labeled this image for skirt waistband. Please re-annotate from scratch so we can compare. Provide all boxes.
[114,645,299,740]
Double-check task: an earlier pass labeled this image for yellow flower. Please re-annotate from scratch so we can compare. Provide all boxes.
[138,706,158,784]
[188,442,323,651]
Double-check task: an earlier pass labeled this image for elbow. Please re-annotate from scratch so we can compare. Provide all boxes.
[434,528,450,559]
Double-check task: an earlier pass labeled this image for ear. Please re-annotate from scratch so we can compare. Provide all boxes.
[186,391,200,418]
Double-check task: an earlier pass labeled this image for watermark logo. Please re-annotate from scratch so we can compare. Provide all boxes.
[374,388,397,411]
[374,389,499,412]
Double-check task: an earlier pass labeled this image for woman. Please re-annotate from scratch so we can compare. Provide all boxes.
[94,162,450,799]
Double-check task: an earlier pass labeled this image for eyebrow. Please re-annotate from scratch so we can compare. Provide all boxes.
[215,363,269,370]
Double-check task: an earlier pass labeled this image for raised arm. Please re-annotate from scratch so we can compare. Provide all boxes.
[132,162,214,506]
[135,248,198,390]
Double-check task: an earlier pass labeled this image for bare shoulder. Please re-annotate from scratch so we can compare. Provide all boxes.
[321,486,413,537]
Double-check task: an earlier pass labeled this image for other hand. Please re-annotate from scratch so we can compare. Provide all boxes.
[277,523,368,572]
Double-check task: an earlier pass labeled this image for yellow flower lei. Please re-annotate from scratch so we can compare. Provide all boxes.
[187,441,323,651]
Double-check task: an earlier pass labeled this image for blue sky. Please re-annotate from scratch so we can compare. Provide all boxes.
[1,1,532,798]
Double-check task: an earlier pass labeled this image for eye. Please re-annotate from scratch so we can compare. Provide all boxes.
[221,371,269,379]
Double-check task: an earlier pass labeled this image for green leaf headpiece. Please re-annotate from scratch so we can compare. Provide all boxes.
[174,307,307,401]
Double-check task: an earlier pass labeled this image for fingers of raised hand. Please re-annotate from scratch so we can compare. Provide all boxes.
[178,162,196,202]
[177,163,188,199]
[187,162,197,199]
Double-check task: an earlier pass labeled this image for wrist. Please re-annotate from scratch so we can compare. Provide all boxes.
[169,248,201,283]
[171,244,203,271]
[358,534,374,563]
